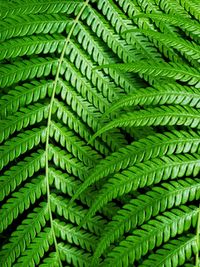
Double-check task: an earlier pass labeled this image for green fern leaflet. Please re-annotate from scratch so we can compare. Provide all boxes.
[0,0,199,266]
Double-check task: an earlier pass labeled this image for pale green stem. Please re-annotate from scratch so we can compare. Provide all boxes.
[196,205,200,267]
[44,1,90,266]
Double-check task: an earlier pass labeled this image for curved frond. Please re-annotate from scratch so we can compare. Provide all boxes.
[79,153,200,227]
[0,0,82,18]
[0,103,49,143]
[70,130,200,204]
[0,80,54,119]
[100,206,198,266]
[133,13,200,36]
[102,84,200,117]
[93,178,200,259]
[91,105,200,141]
[13,228,53,267]
[0,127,47,170]
[0,149,45,201]
[0,203,49,267]
[0,57,58,88]
[97,61,200,87]
[0,14,69,41]
[140,234,199,267]
[0,0,199,266]
[0,176,46,232]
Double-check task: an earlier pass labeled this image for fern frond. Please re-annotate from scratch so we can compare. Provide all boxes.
[84,5,143,63]
[74,22,145,93]
[54,98,110,156]
[140,234,199,267]
[50,194,105,235]
[57,75,109,117]
[91,105,200,141]
[0,57,58,88]
[102,85,200,118]
[0,149,45,201]
[58,243,92,267]
[0,127,47,170]
[70,130,200,203]
[0,0,82,19]
[178,0,200,22]
[48,167,78,196]
[0,176,46,232]
[0,203,48,267]
[0,14,70,41]
[62,42,121,101]
[14,228,53,267]
[100,205,198,266]
[0,103,49,143]
[49,121,101,167]
[1,0,199,265]
[53,219,97,252]
[93,178,200,259]
[96,0,162,61]
[124,29,200,66]
[39,252,60,267]
[97,61,200,87]
[48,144,89,180]
[57,62,110,113]
[79,153,200,227]
[0,80,54,119]
[54,91,126,153]
[134,13,200,36]
[154,0,190,17]
[0,34,65,60]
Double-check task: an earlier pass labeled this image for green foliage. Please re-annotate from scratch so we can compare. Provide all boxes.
[0,0,199,266]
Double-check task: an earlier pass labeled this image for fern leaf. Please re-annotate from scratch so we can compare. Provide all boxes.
[74,22,145,93]
[53,219,97,252]
[0,80,54,119]
[13,228,53,267]
[0,103,49,143]
[50,194,105,235]
[84,5,143,63]
[0,57,58,88]
[58,243,92,267]
[100,205,198,266]
[0,34,65,61]
[0,127,47,170]
[102,85,200,117]
[97,61,200,87]
[178,0,200,22]
[0,203,48,267]
[91,105,200,142]
[139,234,199,267]
[93,178,200,259]
[0,14,70,41]
[54,98,110,156]
[70,130,200,204]
[1,0,199,266]
[39,252,60,267]
[154,0,190,17]
[56,79,127,152]
[0,149,45,201]
[57,61,110,112]
[0,0,82,18]
[0,176,46,232]
[124,29,200,65]
[78,153,200,227]
[49,121,101,167]
[134,13,200,36]
[48,145,89,180]
[96,0,162,61]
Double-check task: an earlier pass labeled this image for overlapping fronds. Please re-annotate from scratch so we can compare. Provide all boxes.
[0,0,199,266]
